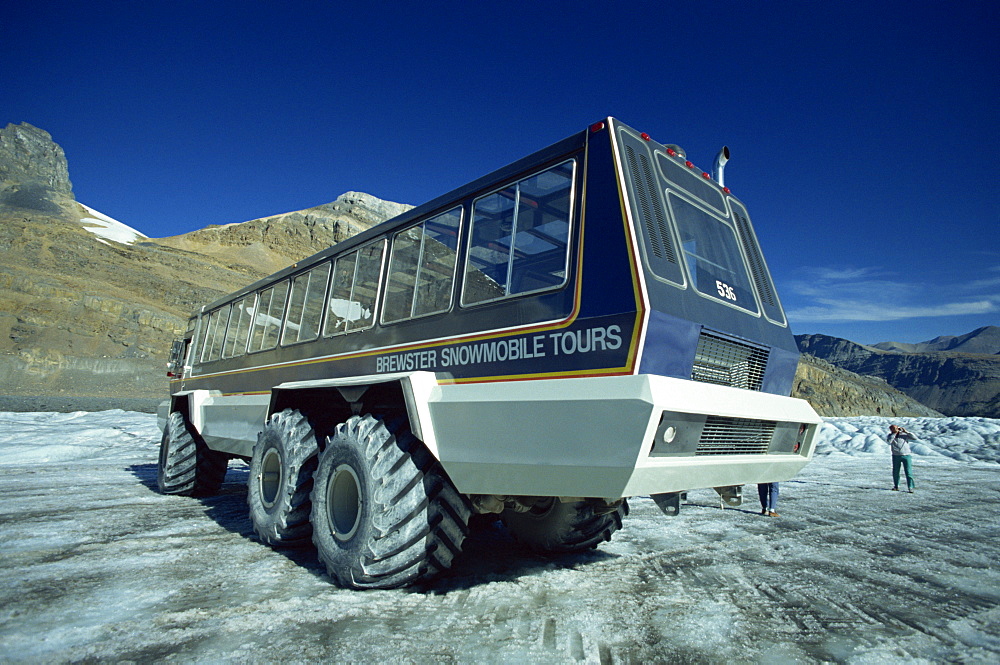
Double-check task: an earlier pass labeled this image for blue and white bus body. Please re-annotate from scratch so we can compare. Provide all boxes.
[165,117,820,503]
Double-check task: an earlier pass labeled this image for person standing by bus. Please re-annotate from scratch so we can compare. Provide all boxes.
[758,482,779,516]
[888,424,916,492]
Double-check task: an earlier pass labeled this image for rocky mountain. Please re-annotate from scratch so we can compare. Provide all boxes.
[0,122,407,399]
[0,122,74,216]
[154,192,411,275]
[791,354,941,418]
[797,332,1000,418]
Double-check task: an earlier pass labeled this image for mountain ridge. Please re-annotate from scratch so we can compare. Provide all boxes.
[871,326,1000,355]
[152,191,412,275]
[797,332,1000,417]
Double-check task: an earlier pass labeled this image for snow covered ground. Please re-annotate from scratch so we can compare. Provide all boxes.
[1,411,998,663]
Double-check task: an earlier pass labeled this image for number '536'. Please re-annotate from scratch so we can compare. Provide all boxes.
[716,280,737,301]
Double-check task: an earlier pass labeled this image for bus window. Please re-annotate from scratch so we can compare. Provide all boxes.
[282,263,332,345]
[200,305,230,363]
[222,295,255,358]
[669,192,759,314]
[198,308,217,363]
[324,240,385,336]
[249,281,289,353]
[463,160,574,306]
[193,314,209,363]
[383,206,462,324]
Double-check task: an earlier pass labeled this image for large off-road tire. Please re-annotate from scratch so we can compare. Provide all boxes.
[248,409,319,547]
[502,497,629,554]
[157,411,228,496]
[310,415,472,589]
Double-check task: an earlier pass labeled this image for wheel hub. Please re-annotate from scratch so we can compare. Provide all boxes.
[329,464,362,541]
[260,448,282,508]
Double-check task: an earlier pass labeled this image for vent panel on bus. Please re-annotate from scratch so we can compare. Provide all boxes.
[619,133,684,285]
[625,145,673,262]
[696,416,775,455]
[692,330,769,391]
[730,200,785,325]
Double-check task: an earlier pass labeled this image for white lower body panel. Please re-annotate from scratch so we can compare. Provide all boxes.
[169,390,269,457]
[423,374,821,498]
[166,373,821,500]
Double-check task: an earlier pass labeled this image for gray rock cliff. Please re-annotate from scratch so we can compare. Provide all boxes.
[0,122,74,214]
[791,354,941,417]
[797,333,1000,417]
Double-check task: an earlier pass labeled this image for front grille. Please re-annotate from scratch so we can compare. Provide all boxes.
[692,331,769,391]
[697,416,776,455]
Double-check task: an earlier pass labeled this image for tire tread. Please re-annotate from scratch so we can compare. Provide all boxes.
[313,414,471,589]
[158,411,227,497]
[248,409,319,546]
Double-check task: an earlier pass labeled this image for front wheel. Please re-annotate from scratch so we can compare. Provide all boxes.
[310,415,471,589]
[502,498,629,554]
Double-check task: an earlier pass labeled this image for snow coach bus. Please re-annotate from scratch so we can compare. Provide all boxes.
[158,118,821,589]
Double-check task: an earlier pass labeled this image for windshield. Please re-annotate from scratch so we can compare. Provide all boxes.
[669,192,758,314]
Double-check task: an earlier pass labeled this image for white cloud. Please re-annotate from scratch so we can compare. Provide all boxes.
[789,299,997,322]
[964,265,1000,291]
[784,265,1000,323]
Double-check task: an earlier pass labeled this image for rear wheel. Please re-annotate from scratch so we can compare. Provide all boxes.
[248,409,319,546]
[310,415,471,589]
[502,498,629,554]
[157,411,228,496]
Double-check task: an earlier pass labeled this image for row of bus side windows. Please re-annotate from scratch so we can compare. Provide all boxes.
[198,283,285,364]
[197,241,385,364]
[381,157,574,321]
[196,159,575,364]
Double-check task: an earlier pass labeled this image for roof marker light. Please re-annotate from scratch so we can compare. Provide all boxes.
[723,186,731,194]
[702,172,710,179]
[640,132,651,141]
[685,161,694,168]
[666,148,676,157]
[590,121,605,133]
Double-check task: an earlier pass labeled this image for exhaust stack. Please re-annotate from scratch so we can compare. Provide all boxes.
[713,146,730,188]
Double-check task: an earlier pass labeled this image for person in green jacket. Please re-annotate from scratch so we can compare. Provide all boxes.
[887,424,916,492]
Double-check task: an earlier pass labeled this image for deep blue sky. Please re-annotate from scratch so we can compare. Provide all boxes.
[4,1,997,345]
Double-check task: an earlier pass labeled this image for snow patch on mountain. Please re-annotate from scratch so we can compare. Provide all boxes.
[78,204,147,245]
